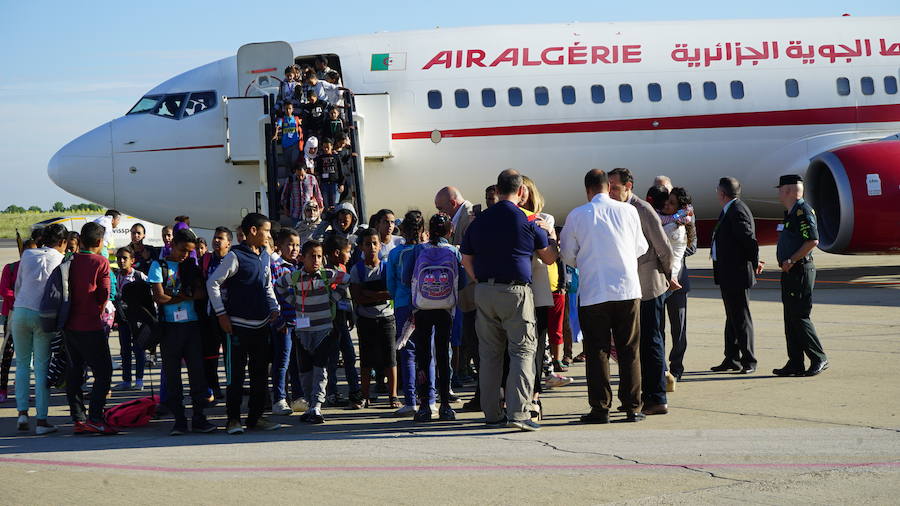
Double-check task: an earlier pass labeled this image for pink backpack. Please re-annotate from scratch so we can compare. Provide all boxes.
[104,395,159,428]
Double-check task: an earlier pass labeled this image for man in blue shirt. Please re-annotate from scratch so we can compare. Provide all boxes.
[461,170,559,431]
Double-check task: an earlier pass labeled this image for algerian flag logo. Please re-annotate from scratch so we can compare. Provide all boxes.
[371,53,407,71]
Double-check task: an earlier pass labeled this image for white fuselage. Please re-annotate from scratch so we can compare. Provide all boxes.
[49,16,900,228]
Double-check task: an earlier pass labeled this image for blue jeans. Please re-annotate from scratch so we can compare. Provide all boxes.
[326,316,360,396]
[322,182,340,209]
[118,320,145,383]
[271,327,293,402]
[640,292,670,406]
[396,305,435,407]
[10,309,52,418]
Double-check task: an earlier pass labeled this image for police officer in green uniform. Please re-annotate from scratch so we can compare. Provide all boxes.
[773,175,828,377]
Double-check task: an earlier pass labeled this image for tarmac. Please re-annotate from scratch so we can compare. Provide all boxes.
[0,240,898,504]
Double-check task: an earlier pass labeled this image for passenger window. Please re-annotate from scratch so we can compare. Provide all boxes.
[128,95,162,115]
[182,91,216,117]
[482,88,496,108]
[703,81,717,100]
[535,86,549,105]
[678,82,692,101]
[647,83,662,102]
[861,77,875,96]
[785,79,799,98]
[427,90,442,109]
[836,78,851,96]
[152,93,187,119]
[886,76,899,95]
[561,86,576,105]
[591,85,606,104]
[455,89,470,108]
[508,87,523,107]
[619,84,633,103]
[730,80,744,99]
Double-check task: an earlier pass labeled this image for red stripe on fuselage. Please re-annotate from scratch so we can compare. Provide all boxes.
[120,144,224,153]
[392,103,900,140]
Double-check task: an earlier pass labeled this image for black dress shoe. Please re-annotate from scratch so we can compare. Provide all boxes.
[739,365,757,374]
[773,363,806,377]
[624,411,645,422]
[710,362,741,372]
[579,410,609,424]
[806,360,829,376]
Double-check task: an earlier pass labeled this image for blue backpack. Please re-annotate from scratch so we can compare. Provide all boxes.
[411,244,458,310]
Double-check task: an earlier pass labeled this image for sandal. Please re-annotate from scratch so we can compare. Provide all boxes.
[389,396,402,409]
[530,399,543,421]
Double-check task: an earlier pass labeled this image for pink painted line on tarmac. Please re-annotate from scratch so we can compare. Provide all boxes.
[0,457,898,474]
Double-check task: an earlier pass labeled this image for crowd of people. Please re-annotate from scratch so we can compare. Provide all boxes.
[0,165,828,436]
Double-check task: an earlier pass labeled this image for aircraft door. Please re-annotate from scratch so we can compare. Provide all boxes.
[237,42,294,98]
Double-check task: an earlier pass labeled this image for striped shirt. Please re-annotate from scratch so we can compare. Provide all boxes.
[275,267,350,333]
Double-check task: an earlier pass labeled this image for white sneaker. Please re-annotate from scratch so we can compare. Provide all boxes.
[16,414,28,432]
[430,404,439,417]
[272,399,293,416]
[393,405,417,417]
[290,398,309,413]
[545,374,573,389]
[36,424,58,435]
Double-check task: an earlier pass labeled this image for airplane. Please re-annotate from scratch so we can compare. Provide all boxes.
[48,15,900,254]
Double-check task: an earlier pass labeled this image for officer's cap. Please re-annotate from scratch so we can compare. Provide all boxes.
[776,174,803,188]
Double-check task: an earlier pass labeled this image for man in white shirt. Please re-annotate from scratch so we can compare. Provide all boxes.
[560,169,648,424]
[92,209,121,260]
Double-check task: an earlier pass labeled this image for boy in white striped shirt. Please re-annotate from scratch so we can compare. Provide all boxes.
[275,239,350,424]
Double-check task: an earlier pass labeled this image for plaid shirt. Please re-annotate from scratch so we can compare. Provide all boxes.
[281,173,323,219]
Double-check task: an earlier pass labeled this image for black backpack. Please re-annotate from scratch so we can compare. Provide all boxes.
[121,262,169,352]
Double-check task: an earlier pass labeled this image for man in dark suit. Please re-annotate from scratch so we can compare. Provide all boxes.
[711,177,764,374]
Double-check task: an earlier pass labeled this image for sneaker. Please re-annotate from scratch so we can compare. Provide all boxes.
[192,419,217,433]
[430,403,440,418]
[226,419,244,435]
[134,379,144,391]
[665,372,677,393]
[393,405,417,417]
[170,423,188,436]
[290,398,309,413]
[0,389,8,403]
[299,411,325,424]
[17,414,29,432]
[462,397,481,412]
[111,381,133,392]
[545,374,573,389]
[447,391,460,403]
[35,424,58,435]
[84,421,119,435]
[485,417,507,428]
[272,399,293,416]
[73,421,88,434]
[439,405,456,421]
[413,405,433,422]
[506,419,541,432]
[249,417,281,431]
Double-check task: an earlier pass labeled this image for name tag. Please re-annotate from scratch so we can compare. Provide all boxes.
[295,316,311,329]
[776,224,785,232]
[173,308,189,322]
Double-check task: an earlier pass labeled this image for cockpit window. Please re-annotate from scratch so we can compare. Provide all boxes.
[152,93,187,118]
[182,91,216,117]
[127,95,162,115]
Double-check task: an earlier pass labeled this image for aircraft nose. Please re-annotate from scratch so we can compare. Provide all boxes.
[47,123,115,208]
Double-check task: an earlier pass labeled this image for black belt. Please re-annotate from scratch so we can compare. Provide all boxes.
[484,278,529,286]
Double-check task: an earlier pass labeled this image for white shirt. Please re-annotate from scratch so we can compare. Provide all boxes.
[314,81,340,104]
[13,247,65,312]
[560,193,648,306]
[711,198,737,261]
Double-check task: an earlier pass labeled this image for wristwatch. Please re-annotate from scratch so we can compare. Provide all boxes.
[784,258,794,267]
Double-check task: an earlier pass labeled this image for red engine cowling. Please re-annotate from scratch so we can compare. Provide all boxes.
[806,140,900,254]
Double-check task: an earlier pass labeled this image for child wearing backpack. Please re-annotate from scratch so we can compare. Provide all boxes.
[149,228,215,435]
[401,213,466,422]
[350,228,399,408]
[274,239,351,423]
[111,247,147,392]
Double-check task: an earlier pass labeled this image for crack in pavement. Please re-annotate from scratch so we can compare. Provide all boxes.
[675,406,900,433]
[496,437,752,483]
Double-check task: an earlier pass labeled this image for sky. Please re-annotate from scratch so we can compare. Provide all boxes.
[0,0,897,210]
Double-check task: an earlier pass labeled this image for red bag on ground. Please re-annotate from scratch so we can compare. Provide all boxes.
[104,395,159,428]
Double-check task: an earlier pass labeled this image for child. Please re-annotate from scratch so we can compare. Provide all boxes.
[65,231,80,258]
[648,186,689,281]
[350,228,399,408]
[270,228,303,416]
[276,65,299,112]
[149,228,215,435]
[385,210,431,417]
[315,138,344,209]
[273,102,304,176]
[314,202,359,244]
[303,136,319,174]
[326,107,345,141]
[372,208,404,259]
[301,90,329,140]
[196,237,208,258]
[111,247,147,392]
[199,226,233,400]
[0,240,38,403]
[401,213,466,422]
[207,213,281,434]
[129,223,157,274]
[275,240,351,423]
[280,162,323,224]
[323,234,362,409]
[159,226,174,259]
[324,71,346,109]
[296,200,322,244]
[63,222,115,434]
